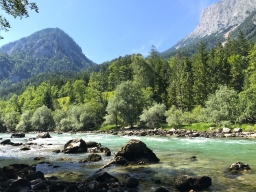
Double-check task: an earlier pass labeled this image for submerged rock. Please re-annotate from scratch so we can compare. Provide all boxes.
[123,177,139,188]
[114,139,160,165]
[174,175,212,191]
[63,138,87,154]
[86,154,102,162]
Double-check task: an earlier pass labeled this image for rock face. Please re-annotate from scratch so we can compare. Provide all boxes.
[114,139,160,165]
[37,132,51,138]
[63,138,87,153]
[187,0,256,39]
[174,175,212,191]
[162,0,256,57]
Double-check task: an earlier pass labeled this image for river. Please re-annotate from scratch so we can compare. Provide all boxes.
[0,133,255,191]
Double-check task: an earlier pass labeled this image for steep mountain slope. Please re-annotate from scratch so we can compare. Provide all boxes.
[0,28,94,84]
[162,0,256,58]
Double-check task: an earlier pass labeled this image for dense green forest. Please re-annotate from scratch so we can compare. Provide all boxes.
[0,31,256,132]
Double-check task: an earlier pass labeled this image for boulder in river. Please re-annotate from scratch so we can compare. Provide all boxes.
[229,161,251,173]
[114,139,160,165]
[11,133,25,138]
[86,141,101,148]
[0,139,12,145]
[174,175,212,191]
[37,132,51,138]
[63,138,87,153]
[86,154,102,162]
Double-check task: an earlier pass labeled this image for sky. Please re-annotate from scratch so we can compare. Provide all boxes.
[0,0,220,64]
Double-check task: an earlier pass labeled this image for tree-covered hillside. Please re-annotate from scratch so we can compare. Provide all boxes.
[1,32,256,132]
[0,28,94,86]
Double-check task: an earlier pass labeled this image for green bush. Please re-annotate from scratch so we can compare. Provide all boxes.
[140,103,166,128]
[165,106,183,128]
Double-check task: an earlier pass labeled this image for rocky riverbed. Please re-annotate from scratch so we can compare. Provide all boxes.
[0,130,255,191]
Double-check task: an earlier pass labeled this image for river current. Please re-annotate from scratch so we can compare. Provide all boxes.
[0,133,255,191]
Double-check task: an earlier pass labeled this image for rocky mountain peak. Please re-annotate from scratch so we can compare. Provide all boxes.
[187,0,256,39]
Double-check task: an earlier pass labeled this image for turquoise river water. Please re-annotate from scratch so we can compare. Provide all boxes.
[0,133,255,191]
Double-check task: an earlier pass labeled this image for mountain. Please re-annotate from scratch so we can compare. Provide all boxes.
[161,0,256,58]
[0,28,94,85]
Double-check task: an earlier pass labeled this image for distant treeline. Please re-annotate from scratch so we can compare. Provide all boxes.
[0,31,256,132]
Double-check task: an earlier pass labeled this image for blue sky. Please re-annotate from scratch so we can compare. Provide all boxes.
[0,0,219,64]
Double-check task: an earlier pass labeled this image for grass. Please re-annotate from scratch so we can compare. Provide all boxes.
[99,124,118,131]
[230,124,256,132]
[183,123,216,131]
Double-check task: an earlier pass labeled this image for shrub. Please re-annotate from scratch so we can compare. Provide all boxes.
[140,103,166,128]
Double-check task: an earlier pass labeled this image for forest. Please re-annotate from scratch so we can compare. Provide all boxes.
[0,31,256,132]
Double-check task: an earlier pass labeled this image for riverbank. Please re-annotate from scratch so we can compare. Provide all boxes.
[96,126,256,139]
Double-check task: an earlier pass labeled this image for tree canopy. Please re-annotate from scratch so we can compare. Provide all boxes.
[0,0,38,39]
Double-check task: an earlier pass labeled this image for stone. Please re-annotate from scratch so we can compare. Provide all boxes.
[174,175,212,191]
[114,139,160,165]
[233,128,242,133]
[155,187,170,192]
[123,177,139,188]
[65,184,79,192]
[63,138,87,153]
[9,178,31,189]
[52,149,61,153]
[0,139,12,145]
[229,161,251,173]
[222,127,231,133]
[34,157,45,161]
[2,166,17,179]
[26,171,45,181]
[20,146,30,151]
[86,154,102,162]
[11,133,25,138]
[92,172,119,183]
[32,181,47,190]
[37,132,51,138]
[86,141,101,148]
[100,147,111,156]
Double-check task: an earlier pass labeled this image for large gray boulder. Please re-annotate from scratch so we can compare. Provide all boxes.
[63,138,87,154]
[114,139,160,165]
